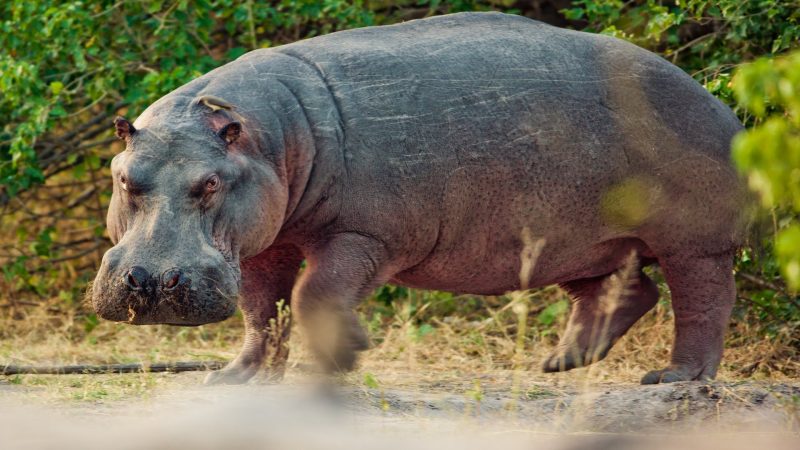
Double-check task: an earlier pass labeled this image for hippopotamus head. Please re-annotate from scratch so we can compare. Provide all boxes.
[91,95,289,325]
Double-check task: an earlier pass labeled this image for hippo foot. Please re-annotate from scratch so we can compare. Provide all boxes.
[318,346,359,374]
[640,367,712,385]
[541,344,611,373]
[311,315,370,374]
[203,363,259,385]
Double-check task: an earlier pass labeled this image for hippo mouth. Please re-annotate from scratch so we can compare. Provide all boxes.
[91,262,240,327]
[96,293,238,327]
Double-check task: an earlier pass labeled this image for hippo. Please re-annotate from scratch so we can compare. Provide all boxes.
[91,12,746,385]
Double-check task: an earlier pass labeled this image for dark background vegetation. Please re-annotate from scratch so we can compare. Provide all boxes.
[1,1,799,364]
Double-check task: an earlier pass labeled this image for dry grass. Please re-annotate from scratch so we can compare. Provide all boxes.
[1,265,798,406]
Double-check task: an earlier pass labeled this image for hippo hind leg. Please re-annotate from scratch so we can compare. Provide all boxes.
[542,263,659,373]
[641,251,735,384]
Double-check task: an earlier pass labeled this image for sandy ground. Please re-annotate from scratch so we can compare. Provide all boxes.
[1,368,798,450]
[1,303,798,449]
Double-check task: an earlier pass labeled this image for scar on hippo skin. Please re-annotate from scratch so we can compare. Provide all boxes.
[113,117,135,140]
[197,95,233,112]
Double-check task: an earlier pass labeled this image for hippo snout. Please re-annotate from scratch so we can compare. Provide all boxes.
[122,266,188,293]
[92,252,239,326]
[161,268,187,291]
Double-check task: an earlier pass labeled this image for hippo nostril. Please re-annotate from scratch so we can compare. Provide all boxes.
[124,266,149,291]
[162,269,185,291]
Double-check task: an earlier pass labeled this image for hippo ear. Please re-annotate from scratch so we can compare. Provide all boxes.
[113,117,136,140]
[217,122,241,145]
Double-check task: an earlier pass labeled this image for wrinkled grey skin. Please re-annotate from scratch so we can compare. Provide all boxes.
[92,12,746,385]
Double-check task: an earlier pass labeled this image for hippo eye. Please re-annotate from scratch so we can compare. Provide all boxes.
[205,174,220,193]
[119,175,128,191]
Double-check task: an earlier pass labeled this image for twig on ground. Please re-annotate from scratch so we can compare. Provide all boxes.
[0,361,226,375]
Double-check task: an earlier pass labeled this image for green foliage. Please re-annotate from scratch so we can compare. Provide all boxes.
[735,246,800,332]
[0,0,375,196]
[535,299,568,327]
[363,372,380,389]
[733,51,800,289]
[566,0,800,109]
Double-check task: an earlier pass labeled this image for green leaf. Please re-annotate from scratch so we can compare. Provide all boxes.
[49,104,67,117]
[148,1,163,14]
[537,300,568,326]
[363,372,379,389]
[49,81,63,95]
[776,225,800,291]
[84,313,100,333]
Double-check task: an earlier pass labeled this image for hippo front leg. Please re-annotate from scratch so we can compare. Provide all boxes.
[641,252,736,384]
[204,245,303,385]
[292,233,386,372]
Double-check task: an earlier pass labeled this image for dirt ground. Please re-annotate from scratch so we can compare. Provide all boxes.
[1,365,799,449]
[1,294,798,449]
